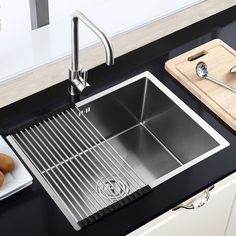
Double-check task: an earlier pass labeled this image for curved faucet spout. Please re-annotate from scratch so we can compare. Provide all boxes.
[69,11,114,96]
[72,11,114,67]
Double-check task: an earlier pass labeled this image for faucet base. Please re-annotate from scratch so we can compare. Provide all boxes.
[68,68,90,96]
[68,82,91,97]
[68,85,79,96]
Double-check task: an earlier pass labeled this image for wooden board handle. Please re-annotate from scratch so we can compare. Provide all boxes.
[188,50,208,61]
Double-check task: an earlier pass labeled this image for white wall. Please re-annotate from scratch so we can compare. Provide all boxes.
[0,0,203,84]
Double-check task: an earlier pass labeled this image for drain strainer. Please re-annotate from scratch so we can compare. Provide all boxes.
[96,176,130,202]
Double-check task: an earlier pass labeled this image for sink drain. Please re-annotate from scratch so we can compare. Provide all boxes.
[96,176,130,202]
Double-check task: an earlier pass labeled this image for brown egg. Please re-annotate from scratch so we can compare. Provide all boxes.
[0,170,4,187]
[0,153,15,173]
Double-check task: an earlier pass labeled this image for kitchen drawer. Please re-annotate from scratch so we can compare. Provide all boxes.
[129,171,236,236]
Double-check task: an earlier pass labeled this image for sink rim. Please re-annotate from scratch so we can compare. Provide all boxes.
[6,71,229,230]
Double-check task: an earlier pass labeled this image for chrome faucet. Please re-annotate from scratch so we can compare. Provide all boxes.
[69,11,114,96]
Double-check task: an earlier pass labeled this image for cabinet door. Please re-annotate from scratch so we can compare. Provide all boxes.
[225,192,236,236]
[129,172,236,236]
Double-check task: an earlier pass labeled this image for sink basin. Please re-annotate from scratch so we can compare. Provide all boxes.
[7,71,229,230]
[77,71,229,187]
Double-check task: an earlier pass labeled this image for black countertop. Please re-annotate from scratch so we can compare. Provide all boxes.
[0,6,236,236]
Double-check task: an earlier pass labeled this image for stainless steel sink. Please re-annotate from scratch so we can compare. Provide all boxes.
[77,71,229,187]
[7,71,229,230]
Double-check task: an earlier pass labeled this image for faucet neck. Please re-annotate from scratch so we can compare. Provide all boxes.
[71,16,79,72]
[69,11,114,96]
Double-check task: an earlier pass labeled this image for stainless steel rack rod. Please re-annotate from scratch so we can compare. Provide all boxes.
[34,124,104,210]
[54,113,129,197]
[71,108,144,188]
[55,115,124,200]
[10,105,149,227]
[62,111,134,192]
[26,128,93,215]
[15,132,86,219]
[66,110,138,189]
[51,116,123,201]
[12,135,79,222]
[46,119,115,204]
[40,121,109,207]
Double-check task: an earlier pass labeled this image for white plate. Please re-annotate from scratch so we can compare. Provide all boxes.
[0,135,32,200]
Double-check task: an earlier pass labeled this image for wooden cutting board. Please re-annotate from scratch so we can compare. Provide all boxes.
[165,39,236,130]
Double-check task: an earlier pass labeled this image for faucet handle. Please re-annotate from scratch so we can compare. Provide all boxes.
[80,68,88,86]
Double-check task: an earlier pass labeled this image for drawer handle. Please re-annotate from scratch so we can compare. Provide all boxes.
[172,185,214,211]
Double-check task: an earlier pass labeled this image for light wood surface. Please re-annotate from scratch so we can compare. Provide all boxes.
[165,39,236,130]
[0,0,235,108]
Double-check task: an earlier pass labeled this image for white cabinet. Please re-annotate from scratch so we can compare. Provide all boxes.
[128,172,236,236]
[225,190,236,236]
